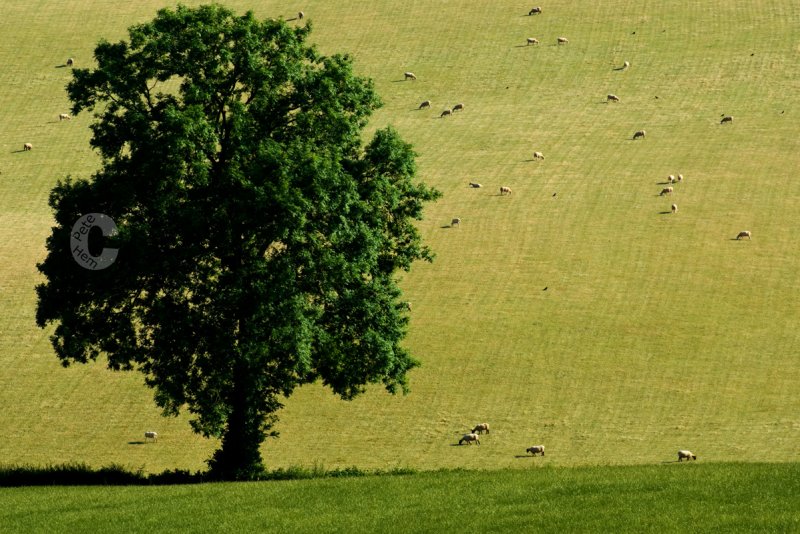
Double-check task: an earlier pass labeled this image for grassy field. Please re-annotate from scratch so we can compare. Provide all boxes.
[2,463,799,532]
[1,0,799,477]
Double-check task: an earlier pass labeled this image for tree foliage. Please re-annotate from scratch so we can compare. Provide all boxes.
[35,4,440,480]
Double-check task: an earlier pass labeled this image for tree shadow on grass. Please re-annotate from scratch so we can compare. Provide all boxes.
[0,463,415,486]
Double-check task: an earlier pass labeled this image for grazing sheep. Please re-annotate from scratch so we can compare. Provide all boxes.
[453,103,465,112]
[298,11,304,19]
[469,182,482,188]
[607,94,620,102]
[721,115,733,124]
[668,175,676,183]
[533,151,545,160]
[671,203,678,213]
[471,423,490,435]
[736,230,751,240]
[59,113,71,121]
[526,445,545,456]
[404,72,417,81]
[440,109,452,118]
[526,38,540,45]
[144,431,158,442]
[528,7,542,15]
[23,143,32,151]
[418,100,431,109]
[622,60,630,69]
[459,433,480,445]
[677,174,684,182]
[557,37,569,45]
[66,58,74,67]
[500,186,512,195]
[451,218,461,227]
[633,129,646,140]
[678,450,696,461]
[659,186,673,196]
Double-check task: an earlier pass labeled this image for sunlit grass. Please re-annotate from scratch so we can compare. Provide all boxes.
[1,463,799,533]
[0,0,798,475]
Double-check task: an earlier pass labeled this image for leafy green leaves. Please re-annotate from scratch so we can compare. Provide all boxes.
[37,4,439,479]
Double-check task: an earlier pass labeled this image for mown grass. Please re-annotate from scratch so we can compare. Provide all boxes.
[0,0,799,476]
[1,463,798,533]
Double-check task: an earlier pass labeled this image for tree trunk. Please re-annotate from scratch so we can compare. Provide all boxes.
[207,368,266,480]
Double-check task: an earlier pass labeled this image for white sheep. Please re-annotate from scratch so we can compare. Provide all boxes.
[529,7,542,15]
[721,115,733,124]
[451,218,461,227]
[500,186,512,195]
[659,186,673,196]
[419,100,431,109]
[459,433,480,445]
[633,129,646,140]
[298,11,304,19]
[557,37,569,45]
[404,72,417,81]
[668,175,676,183]
[471,423,490,435]
[678,450,696,461]
[671,203,678,213]
[527,38,540,46]
[736,230,751,240]
[452,103,465,112]
[469,182,482,188]
[23,143,32,151]
[440,109,452,118]
[533,151,545,160]
[622,60,630,70]
[607,94,620,102]
[526,445,545,456]
[144,431,158,442]
[66,58,74,67]
[59,113,71,121]
[677,174,684,182]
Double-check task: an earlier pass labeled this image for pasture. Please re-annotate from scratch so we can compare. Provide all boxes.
[0,0,799,477]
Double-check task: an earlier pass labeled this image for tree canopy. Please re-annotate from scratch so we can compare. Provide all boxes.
[35,4,440,480]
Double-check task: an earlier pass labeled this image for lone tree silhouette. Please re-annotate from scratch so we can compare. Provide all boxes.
[36,4,440,480]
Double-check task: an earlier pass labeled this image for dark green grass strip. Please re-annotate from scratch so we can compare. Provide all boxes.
[0,463,798,533]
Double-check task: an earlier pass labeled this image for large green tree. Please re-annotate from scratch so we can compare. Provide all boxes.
[35,4,440,480]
